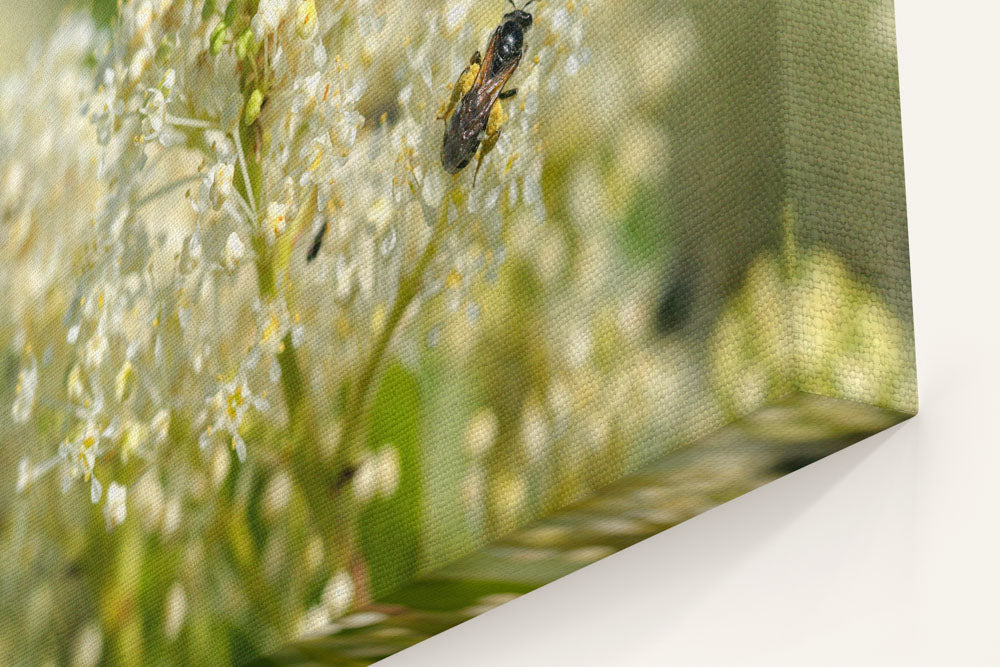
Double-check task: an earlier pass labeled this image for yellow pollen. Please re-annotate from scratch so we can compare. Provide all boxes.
[262,314,280,341]
[487,101,504,135]
[309,145,323,171]
[227,384,244,419]
[372,304,386,334]
[505,151,520,174]
[459,63,480,96]
[336,314,352,339]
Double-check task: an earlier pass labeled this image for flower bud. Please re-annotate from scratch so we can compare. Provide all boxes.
[244,88,263,126]
[296,0,318,40]
[210,21,228,55]
[234,28,254,60]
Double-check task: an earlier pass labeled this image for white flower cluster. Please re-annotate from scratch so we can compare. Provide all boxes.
[3,0,589,526]
[296,0,589,377]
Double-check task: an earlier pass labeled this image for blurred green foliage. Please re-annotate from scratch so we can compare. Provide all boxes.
[358,364,423,599]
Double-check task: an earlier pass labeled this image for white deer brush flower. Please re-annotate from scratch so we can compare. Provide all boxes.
[297,0,590,367]
[4,0,589,529]
[200,366,270,463]
[10,353,38,424]
[103,481,128,529]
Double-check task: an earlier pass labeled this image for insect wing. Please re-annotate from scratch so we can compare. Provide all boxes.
[441,24,522,174]
[462,51,521,141]
[474,26,502,88]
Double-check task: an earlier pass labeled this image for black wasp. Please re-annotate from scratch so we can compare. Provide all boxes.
[309,1,535,262]
[440,0,534,184]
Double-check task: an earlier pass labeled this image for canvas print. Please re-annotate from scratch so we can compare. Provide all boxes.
[0,0,915,664]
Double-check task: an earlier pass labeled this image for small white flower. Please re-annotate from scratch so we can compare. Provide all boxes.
[104,482,127,529]
[353,453,378,502]
[521,400,549,464]
[150,409,171,444]
[321,570,354,617]
[265,201,290,240]
[164,583,187,640]
[263,472,292,516]
[70,623,103,667]
[222,232,246,271]
[296,0,318,40]
[16,457,31,493]
[252,0,291,41]
[295,605,334,639]
[141,88,166,135]
[84,329,109,370]
[375,445,401,497]
[206,163,235,210]
[465,408,497,458]
[11,357,38,423]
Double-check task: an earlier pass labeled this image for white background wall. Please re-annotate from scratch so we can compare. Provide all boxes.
[385,1,1000,664]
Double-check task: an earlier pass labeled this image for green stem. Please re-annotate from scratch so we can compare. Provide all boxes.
[338,197,451,466]
[255,239,346,570]
[257,186,453,597]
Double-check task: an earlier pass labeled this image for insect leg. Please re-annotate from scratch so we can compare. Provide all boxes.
[473,125,503,188]
[473,150,487,188]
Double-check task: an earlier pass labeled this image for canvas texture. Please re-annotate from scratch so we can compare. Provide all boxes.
[0,0,914,664]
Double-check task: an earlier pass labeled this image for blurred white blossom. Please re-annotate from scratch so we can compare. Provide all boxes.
[2,0,589,528]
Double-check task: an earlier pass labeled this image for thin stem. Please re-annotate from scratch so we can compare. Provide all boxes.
[255,242,345,567]
[230,188,257,225]
[134,174,201,212]
[233,127,258,216]
[338,194,452,465]
[164,113,214,129]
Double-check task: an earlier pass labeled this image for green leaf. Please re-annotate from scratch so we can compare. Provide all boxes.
[618,185,669,264]
[224,0,239,25]
[202,0,218,21]
[357,363,423,599]
[91,0,117,25]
